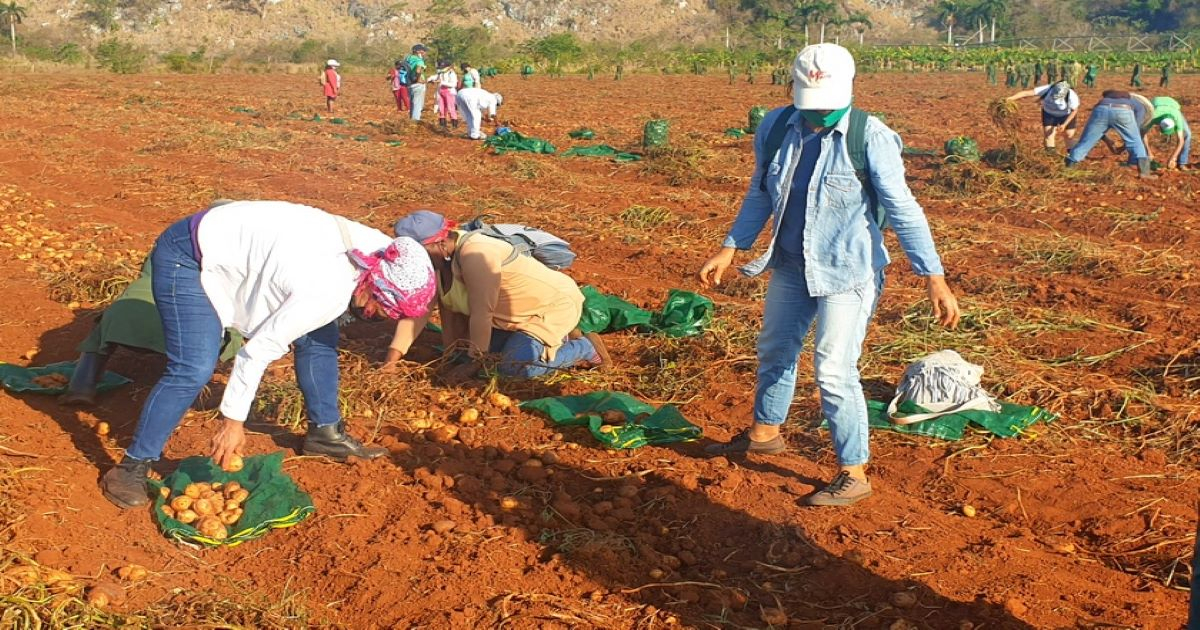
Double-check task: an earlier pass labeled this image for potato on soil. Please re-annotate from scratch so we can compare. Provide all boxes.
[116,564,148,581]
[96,422,110,436]
[4,565,39,586]
[429,424,459,443]
[458,407,481,426]
[486,392,513,409]
[759,606,788,627]
[500,496,520,510]
[891,591,918,609]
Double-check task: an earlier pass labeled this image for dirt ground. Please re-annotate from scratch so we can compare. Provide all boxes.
[0,71,1196,628]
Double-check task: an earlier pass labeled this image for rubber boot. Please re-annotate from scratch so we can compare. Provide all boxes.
[452,119,459,129]
[61,350,111,406]
[439,118,447,129]
[1137,158,1158,179]
[302,422,387,462]
[100,457,152,508]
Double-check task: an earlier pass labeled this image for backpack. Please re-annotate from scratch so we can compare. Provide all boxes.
[759,106,887,230]
[396,60,416,86]
[886,350,1002,425]
[460,215,576,270]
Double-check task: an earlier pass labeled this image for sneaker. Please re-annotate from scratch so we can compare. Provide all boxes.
[803,471,873,506]
[703,428,786,456]
[101,457,153,509]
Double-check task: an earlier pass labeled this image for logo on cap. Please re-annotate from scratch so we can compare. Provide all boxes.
[808,70,828,82]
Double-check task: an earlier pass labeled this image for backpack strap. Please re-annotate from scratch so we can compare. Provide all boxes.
[457,230,522,268]
[846,107,888,231]
[886,392,998,425]
[757,105,796,194]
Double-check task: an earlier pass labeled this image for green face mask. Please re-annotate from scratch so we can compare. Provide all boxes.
[800,105,851,128]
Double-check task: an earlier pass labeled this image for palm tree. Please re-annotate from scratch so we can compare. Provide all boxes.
[844,11,873,46]
[0,2,26,57]
[789,1,834,46]
[933,0,958,45]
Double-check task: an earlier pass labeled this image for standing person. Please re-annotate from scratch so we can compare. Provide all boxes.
[386,59,410,113]
[1034,60,1044,85]
[697,44,960,507]
[1159,63,1171,88]
[1130,62,1143,88]
[1083,63,1098,88]
[455,87,502,140]
[1066,90,1156,178]
[1146,96,1192,171]
[406,44,429,121]
[320,59,341,114]
[388,211,610,380]
[1018,63,1031,89]
[460,62,482,90]
[986,61,997,85]
[99,201,436,509]
[429,60,459,129]
[1005,80,1081,150]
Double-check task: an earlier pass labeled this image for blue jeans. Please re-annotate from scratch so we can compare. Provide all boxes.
[1067,105,1146,164]
[489,330,595,378]
[1178,122,1192,166]
[754,259,882,467]
[409,83,426,121]
[126,218,342,461]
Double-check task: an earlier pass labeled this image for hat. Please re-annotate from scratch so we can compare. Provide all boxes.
[348,237,436,320]
[326,59,340,67]
[393,210,457,244]
[792,44,856,110]
[1160,118,1177,134]
[437,59,452,70]
[412,44,427,53]
[494,92,503,106]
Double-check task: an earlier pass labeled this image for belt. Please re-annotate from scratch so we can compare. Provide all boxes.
[1103,104,1133,110]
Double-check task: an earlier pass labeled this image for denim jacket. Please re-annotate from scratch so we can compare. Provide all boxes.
[723,107,945,296]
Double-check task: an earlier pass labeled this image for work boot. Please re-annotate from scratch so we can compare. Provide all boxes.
[101,457,153,509]
[438,119,447,129]
[1137,158,1158,179]
[803,471,873,507]
[703,428,787,456]
[60,351,110,407]
[452,119,460,129]
[302,422,387,462]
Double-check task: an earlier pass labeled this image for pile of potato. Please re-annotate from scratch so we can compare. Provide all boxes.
[160,481,250,540]
[31,373,69,388]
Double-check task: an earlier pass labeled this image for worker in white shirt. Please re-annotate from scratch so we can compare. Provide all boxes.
[100,201,436,509]
[429,59,460,129]
[455,88,503,140]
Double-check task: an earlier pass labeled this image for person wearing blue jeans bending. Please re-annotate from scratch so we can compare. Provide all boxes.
[1067,90,1157,179]
[387,210,610,382]
[698,44,960,507]
[101,201,436,509]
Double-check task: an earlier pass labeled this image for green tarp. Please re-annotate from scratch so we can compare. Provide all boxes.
[578,286,712,338]
[832,399,1057,441]
[561,144,641,163]
[568,128,596,140]
[0,361,130,395]
[484,131,557,155]
[78,258,243,360]
[520,392,702,449]
[149,452,315,548]
[724,127,747,138]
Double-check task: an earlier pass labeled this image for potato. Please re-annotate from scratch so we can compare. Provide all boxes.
[170,496,193,511]
[429,424,460,443]
[230,488,250,503]
[599,425,616,433]
[159,487,170,499]
[222,455,244,473]
[86,588,110,609]
[499,496,520,510]
[891,591,918,609]
[161,505,175,519]
[459,408,481,426]
[117,564,148,581]
[211,482,223,491]
[486,393,513,409]
[600,410,626,425]
[196,482,212,492]
[411,417,435,429]
[962,505,977,518]
[96,422,110,436]
[193,498,216,516]
[220,508,243,526]
[4,565,39,586]
[176,509,198,524]
[224,500,240,512]
[223,481,242,496]
[200,490,218,501]
[183,484,202,499]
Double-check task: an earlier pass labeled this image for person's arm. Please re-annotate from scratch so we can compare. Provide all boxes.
[385,311,432,365]
[1169,132,1185,168]
[457,243,503,357]
[1006,89,1038,101]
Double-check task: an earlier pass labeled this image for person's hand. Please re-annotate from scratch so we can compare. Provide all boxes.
[210,419,246,469]
[926,276,961,329]
[698,247,737,288]
[1164,162,1177,171]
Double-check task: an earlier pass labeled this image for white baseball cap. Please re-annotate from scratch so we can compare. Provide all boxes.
[792,44,856,110]
[1160,118,1176,133]
[494,92,503,106]
[327,59,340,67]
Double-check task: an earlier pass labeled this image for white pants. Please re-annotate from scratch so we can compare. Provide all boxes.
[457,94,485,139]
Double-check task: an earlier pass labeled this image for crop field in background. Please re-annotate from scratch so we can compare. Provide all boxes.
[0,71,1196,628]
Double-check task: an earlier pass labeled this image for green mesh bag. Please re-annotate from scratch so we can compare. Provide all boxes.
[149,452,315,548]
[642,119,670,149]
[747,106,769,134]
[944,136,981,162]
[520,392,702,449]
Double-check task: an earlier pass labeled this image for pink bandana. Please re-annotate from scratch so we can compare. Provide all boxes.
[348,237,436,319]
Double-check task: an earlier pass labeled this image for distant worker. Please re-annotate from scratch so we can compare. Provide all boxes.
[986,62,997,85]
[1005,80,1080,150]
[1033,60,1044,85]
[429,60,459,129]
[406,44,429,121]
[521,64,534,80]
[320,59,341,114]
[1160,63,1171,88]
[1130,62,1143,88]
[1083,63,1098,88]
[386,59,410,113]
[1066,89,1156,178]
[455,88,502,141]
[459,62,482,90]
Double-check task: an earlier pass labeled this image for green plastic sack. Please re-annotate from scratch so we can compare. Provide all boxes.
[724,127,747,138]
[149,452,315,548]
[568,128,596,140]
[944,136,980,162]
[329,117,349,125]
[747,106,769,134]
[522,64,535,75]
[484,131,556,155]
[642,119,669,149]
[578,286,711,338]
[561,144,641,163]
[0,361,130,395]
[851,399,1056,441]
[520,392,702,449]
